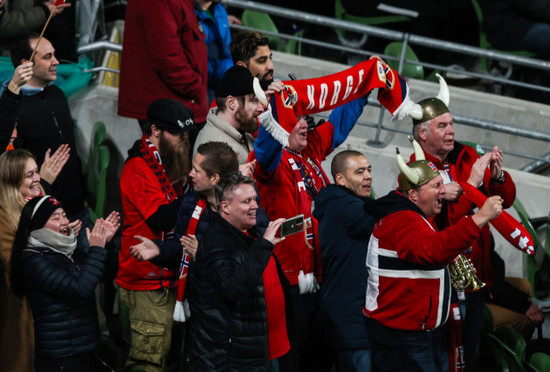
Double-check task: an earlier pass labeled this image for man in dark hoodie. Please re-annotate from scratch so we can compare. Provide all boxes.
[363,139,503,372]
[313,150,375,372]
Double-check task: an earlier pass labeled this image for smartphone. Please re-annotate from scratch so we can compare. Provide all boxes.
[280,214,305,238]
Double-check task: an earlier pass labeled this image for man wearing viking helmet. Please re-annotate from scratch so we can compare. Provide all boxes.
[363,138,503,372]
[409,75,517,371]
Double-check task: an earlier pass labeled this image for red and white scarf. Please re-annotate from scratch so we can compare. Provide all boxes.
[173,197,207,322]
[261,59,413,145]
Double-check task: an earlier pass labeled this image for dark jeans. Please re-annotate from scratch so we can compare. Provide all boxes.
[281,286,333,372]
[458,289,486,372]
[337,349,372,372]
[365,318,448,372]
[35,352,97,372]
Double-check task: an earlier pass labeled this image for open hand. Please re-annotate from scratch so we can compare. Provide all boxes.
[39,144,70,184]
[103,211,121,242]
[129,236,160,261]
[467,153,491,188]
[69,219,82,237]
[86,219,108,248]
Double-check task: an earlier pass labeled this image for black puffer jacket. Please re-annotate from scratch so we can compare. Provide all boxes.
[187,213,276,371]
[20,245,107,359]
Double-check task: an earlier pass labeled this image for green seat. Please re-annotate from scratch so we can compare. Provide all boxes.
[475,334,510,372]
[470,0,536,72]
[334,0,411,48]
[460,140,486,155]
[241,9,280,50]
[494,326,527,365]
[282,30,303,56]
[530,352,550,372]
[87,122,110,224]
[488,333,525,372]
[383,41,424,80]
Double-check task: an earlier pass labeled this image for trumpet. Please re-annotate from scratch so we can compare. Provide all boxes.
[448,253,486,292]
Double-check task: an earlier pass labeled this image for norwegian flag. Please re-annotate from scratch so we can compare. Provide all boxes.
[54,0,66,5]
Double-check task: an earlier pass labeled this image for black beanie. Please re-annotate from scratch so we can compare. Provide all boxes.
[215,65,255,98]
[29,196,63,232]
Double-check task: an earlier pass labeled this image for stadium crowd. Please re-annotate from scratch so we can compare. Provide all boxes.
[0,1,544,372]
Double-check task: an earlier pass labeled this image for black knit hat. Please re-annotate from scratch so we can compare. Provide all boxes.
[215,65,255,98]
[28,196,63,231]
[146,98,195,134]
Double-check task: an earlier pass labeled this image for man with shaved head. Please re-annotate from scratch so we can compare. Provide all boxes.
[313,150,375,371]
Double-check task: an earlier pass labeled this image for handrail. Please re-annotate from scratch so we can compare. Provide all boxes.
[74,3,550,171]
[223,0,550,95]
[78,41,122,54]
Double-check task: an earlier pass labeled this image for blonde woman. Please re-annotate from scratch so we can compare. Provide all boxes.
[0,147,69,371]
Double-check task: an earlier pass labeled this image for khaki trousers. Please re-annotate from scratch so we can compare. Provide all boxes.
[119,287,176,371]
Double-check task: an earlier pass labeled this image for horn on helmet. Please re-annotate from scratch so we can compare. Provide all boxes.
[408,136,425,161]
[435,73,450,107]
[396,147,419,185]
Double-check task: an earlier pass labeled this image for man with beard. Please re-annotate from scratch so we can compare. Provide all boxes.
[231,30,275,93]
[193,65,264,164]
[117,98,194,372]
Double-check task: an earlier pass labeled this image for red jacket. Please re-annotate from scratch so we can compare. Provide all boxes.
[118,0,208,123]
[411,142,516,285]
[117,157,176,290]
[364,191,482,331]
[250,124,333,285]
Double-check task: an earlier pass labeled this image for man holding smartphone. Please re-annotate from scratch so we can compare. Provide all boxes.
[313,150,375,372]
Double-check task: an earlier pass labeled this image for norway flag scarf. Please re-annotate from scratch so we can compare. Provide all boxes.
[259,58,413,146]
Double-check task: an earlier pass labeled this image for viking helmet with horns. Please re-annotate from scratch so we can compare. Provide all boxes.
[396,137,440,191]
[409,73,450,125]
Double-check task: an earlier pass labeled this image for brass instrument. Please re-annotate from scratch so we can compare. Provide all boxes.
[448,254,486,292]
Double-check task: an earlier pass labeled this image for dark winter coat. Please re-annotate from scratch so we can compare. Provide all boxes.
[20,245,107,359]
[313,184,374,350]
[187,213,281,371]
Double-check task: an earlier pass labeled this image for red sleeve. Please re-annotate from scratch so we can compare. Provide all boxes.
[306,121,335,162]
[142,0,205,98]
[120,158,170,220]
[487,171,516,208]
[392,211,482,265]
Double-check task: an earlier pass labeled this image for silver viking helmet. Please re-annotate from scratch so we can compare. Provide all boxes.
[410,73,450,125]
[396,137,440,191]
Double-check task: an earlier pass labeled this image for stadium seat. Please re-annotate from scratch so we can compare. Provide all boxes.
[242,9,280,50]
[487,333,525,371]
[282,30,303,56]
[87,122,110,224]
[494,326,527,366]
[470,0,535,72]
[334,0,410,49]
[530,352,550,372]
[475,334,510,372]
[383,41,424,80]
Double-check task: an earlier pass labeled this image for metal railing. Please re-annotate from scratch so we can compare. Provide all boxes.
[76,1,550,172]
[223,0,550,94]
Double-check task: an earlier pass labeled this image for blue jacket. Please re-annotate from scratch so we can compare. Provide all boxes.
[313,184,374,350]
[194,1,233,90]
